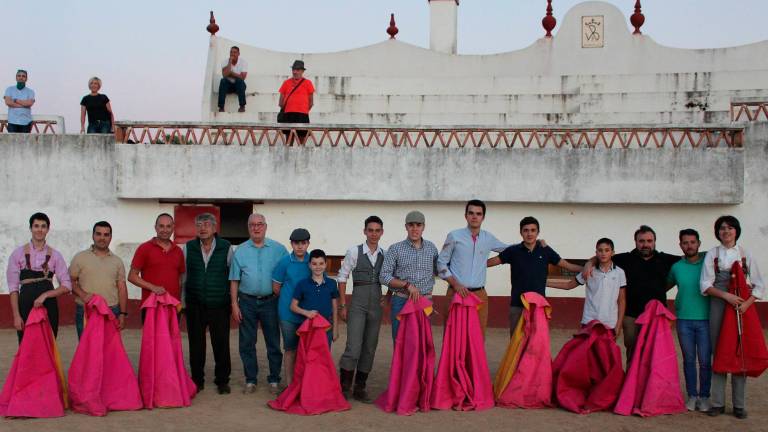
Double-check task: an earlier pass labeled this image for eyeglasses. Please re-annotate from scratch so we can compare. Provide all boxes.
[248,222,267,228]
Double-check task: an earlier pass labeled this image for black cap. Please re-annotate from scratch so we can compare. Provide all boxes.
[289,228,310,242]
[291,60,306,70]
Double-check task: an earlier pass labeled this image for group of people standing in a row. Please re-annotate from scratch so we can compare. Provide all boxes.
[3,201,765,419]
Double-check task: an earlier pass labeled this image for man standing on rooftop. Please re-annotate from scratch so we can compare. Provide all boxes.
[437,200,507,337]
[4,70,35,133]
[277,60,315,144]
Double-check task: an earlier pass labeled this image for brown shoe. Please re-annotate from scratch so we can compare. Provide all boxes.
[218,107,225,113]
[238,106,246,113]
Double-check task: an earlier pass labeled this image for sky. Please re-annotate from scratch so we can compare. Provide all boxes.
[3,0,768,130]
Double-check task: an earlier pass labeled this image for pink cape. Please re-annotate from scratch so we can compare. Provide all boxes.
[0,307,68,418]
[552,320,625,414]
[138,293,196,409]
[495,292,553,409]
[375,297,436,415]
[614,300,685,417]
[68,295,143,416]
[431,293,494,411]
[268,316,350,415]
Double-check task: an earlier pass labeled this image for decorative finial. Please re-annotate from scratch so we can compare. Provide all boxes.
[542,0,556,38]
[630,0,645,34]
[387,13,399,39]
[207,11,219,36]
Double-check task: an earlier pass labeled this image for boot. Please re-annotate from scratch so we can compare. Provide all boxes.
[352,371,373,403]
[339,368,354,399]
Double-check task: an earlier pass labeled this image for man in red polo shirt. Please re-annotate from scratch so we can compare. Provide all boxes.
[277,60,315,144]
[128,213,185,317]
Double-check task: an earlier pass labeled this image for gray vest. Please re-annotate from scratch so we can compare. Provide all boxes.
[352,244,384,287]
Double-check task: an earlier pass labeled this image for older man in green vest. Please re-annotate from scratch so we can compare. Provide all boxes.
[184,213,233,395]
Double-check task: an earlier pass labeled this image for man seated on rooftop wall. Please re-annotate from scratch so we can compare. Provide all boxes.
[218,46,248,113]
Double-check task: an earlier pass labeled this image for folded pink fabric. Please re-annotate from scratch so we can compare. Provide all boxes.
[68,294,142,416]
[268,315,350,415]
[496,292,553,409]
[139,293,196,409]
[375,297,435,415]
[431,293,494,411]
[0,307,68,418]
[552,320,624,414]
[614,300,685,417]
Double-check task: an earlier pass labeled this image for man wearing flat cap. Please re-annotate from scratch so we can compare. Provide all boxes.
[380,211,439,341]
[277,60,315,144]
[272,228,311,385]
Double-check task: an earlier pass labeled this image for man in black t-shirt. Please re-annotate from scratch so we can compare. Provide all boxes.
[612,225,680,361]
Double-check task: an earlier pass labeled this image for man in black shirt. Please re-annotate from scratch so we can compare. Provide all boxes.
[612,225,680,361]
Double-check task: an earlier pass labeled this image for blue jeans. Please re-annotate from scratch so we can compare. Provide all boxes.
[390,295,408,342]
[75,303,121,339]
[280,320,300,351]
[677,319,712,398]
[218,78,246,108]
[238,294,282,384]
[87,119,112,134]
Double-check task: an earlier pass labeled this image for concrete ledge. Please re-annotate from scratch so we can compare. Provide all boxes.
[115,142,743,204]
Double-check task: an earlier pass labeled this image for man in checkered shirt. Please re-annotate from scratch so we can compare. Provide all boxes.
[379,210,438,341]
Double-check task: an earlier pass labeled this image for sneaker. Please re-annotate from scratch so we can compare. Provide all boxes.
[243,383,256,394]
[268,382,282,395]
[697,397,712,412]
[238,106,246,113]
[218,107,225,113]
[685,396,698,411]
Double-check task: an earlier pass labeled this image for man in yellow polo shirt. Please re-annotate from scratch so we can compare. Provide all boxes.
[70,221,128,338]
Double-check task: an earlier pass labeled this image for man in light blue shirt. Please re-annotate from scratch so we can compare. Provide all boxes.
[4,70,35,133]
[437,199,507,336]
[229,213,288,394]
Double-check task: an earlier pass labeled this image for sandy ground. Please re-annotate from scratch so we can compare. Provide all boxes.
[0,324,766,432]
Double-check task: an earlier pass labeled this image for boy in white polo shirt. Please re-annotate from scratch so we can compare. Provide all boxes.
[547,238,627,336]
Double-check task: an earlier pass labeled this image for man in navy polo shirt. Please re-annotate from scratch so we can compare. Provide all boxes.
[488,216,583,334]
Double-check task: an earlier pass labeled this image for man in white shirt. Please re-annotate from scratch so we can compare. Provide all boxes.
[218,46,248,113]
[337,216,386,403]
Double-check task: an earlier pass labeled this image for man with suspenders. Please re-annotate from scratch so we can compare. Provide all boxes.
[6,212,71,342]
[337,216,386,402]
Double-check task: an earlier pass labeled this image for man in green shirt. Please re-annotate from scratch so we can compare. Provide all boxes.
[667,228,710,413]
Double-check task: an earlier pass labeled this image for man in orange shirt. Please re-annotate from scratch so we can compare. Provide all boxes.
[277,60,315,144]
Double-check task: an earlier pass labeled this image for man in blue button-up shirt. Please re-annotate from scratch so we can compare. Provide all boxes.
[437,200,507,335]
[4,70,36,133]
[229,213,288,394]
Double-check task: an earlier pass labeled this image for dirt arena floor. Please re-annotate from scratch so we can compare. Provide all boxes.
[1,324,766,432]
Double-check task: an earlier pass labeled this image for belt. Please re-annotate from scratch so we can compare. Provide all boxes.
[393,291,432,299]
[468,286,485,292]
[241,292,275,300]
[20,277,53,286]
